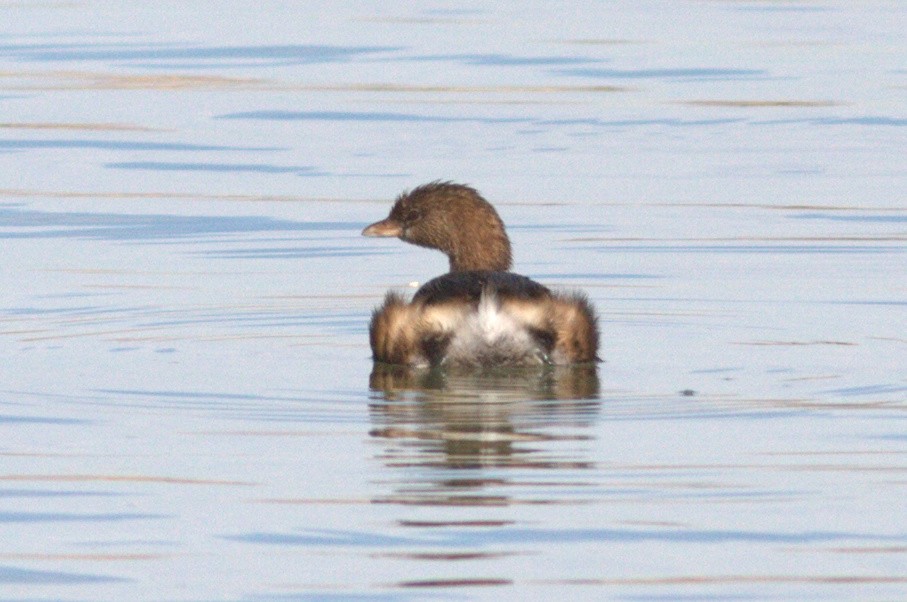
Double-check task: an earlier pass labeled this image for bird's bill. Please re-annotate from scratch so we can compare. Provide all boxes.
[362,218,403,237]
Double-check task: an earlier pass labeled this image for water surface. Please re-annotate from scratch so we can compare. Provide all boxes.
[1,2,905,600]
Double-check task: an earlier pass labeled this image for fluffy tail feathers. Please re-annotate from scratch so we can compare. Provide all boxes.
[369,288,599,367]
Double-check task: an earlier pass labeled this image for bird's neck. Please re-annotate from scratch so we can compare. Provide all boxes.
[446,239,512,272]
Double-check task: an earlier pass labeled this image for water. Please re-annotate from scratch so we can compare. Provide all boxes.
[1,2,905,600]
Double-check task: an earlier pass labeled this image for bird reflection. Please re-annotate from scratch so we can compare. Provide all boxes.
[368,363,600,506]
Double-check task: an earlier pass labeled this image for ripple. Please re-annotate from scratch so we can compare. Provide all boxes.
[0,207,355,241]
[2,42,401,67]
[106,161,321,175]
[403,52,603,67]
[0,413,88,425]
[225,526,903,548]
[755,116,907,127]
[557,67,766,80]
[0,511,167,523]
[0,564,128,584]
[219,110,531,124]
[0,138,279,151]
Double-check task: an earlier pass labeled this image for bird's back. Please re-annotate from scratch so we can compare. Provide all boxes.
[413,271,550,305]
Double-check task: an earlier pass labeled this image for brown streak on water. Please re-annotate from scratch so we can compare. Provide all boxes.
[396,578,512,588]
[372,495,582,507]
[0,70,627,93]
[829,546,907,554]
[781,375,842,383]
[0,70,269,90]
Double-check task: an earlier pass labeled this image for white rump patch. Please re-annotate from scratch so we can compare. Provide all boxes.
[441,291,547,367]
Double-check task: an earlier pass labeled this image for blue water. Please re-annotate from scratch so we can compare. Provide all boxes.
[1,2,905,601]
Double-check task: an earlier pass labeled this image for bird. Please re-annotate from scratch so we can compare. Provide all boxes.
[362,181,599,369]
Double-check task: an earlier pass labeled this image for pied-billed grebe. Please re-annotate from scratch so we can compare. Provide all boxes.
[363,181,599,368]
